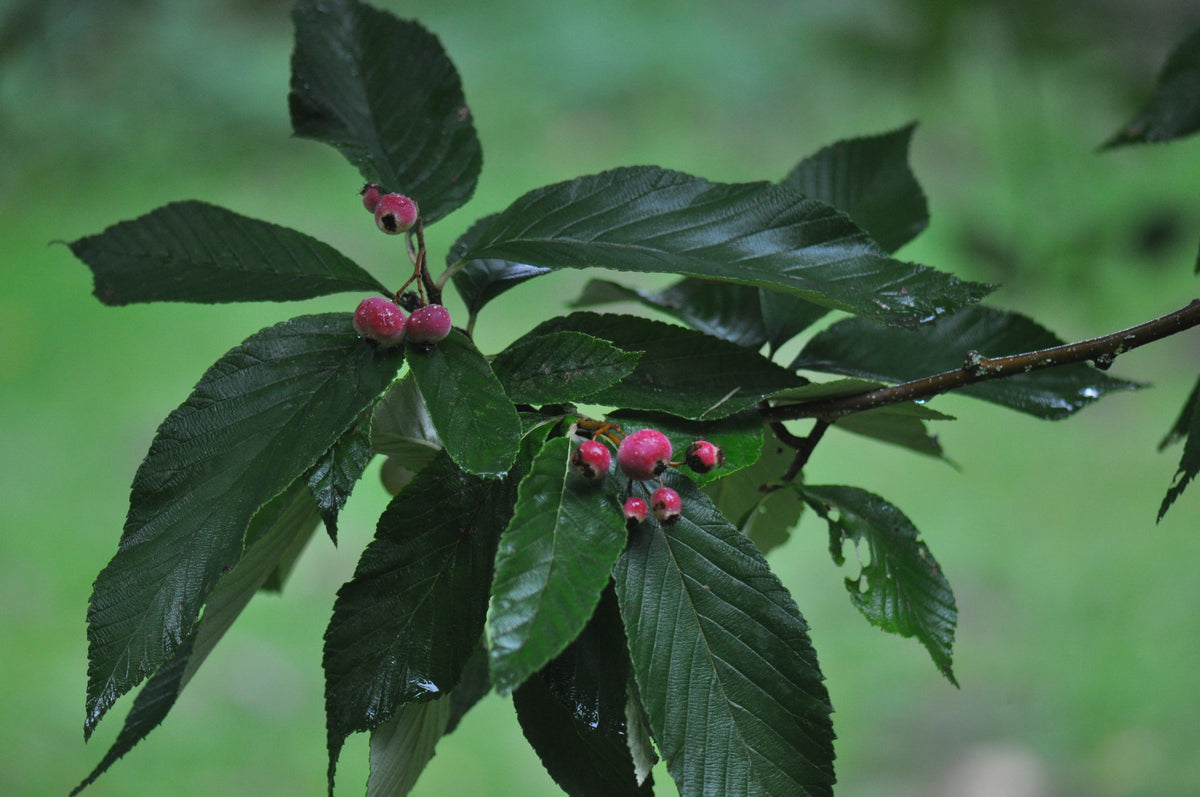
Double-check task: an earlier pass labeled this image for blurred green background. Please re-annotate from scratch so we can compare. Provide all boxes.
[4,1,1200,795]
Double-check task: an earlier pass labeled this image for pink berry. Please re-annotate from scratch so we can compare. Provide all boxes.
[571,440,611,481]
[406,304,452,345]
[650,487,682,526]
[353,296,406,347]
[623,496,649,527]
[684,440,724,473]
[361,183,382,213]
[616,429,672,481]
[374,193,419,234]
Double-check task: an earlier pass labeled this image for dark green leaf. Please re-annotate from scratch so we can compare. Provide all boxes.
[407,329,522,477]
[323,451,517,789]
[371,374,442,470]
[84,313,402,737]
[1103,26,1200,148]
[491,331,642,405]
[528,312,806,420]
[573,277,770,349]
[758,290,831,352]
[69,201,388,306]
[307,412,374,544]
[513,589,653,797]
[289,0,481,223]
[799,484,958,685]
[1158,373,1200,520]
[367,698,451,797]
[781,123,929,252]
[456,166,991,327]
[445,643,491,735]
[614,472,836,796]
[704,437,802,555]
[450,215,552,318]
[71,480,321,795]
[833,403,952,461]
[793,305,1141,419]
[487,436,626,694]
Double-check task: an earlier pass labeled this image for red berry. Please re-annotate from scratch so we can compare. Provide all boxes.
[361,183,382,213]
[374,193,419,234]
[623,496,649,526]
[684,440,724,473]
[353,296,406,347]
[650,487,682,525]
[406,304,452,345]
[617,429,672,481]
[571,440,611,481]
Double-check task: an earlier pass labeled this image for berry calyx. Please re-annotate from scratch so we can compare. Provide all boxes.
[406,304,452,345]
[374,193,419,234]
[684,440,724,473]
[650,487,682,525]
[352,296,407,347]
[617,428,672,481]
[623,496,649,527]
[571,440,611,481]
[360,183,382,213]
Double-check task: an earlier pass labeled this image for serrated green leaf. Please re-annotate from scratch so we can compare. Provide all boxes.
[307,412,374,544]
[512,587,652,797]
[69,201,388,305]
[758,290,831,352]
[450,214,552,319]
[323,450,518,790]
[573,277,770,349]
[289,0,480,223]
[1103,26,1200,148]
[527,312,806,420]
[371,374,442,470]
[1158,373,1200,520]
[84,313,402,738]
[799,484,958,685]
[487,436,626,694]
[456,166,991,327]
[614,472,836,796]
[367,697,451,797]
[491,331,642,405]
[71,480,321,795]
[407,329,521,476]
[704,437,801,555]
[781,123,928,253]
[793,304,1142,419]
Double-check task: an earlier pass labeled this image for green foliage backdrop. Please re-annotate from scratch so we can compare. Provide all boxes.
[3,1,1200,795]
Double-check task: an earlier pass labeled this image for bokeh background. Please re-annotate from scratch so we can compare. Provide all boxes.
[4,1,1200,795]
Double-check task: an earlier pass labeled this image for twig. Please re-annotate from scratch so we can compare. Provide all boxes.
[762,298,1200,423]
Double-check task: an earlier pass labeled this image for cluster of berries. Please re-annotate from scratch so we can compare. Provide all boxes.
[570,427,724,528]
[352,185,452,349]
[353,296,451,349]
[361,183,419,235]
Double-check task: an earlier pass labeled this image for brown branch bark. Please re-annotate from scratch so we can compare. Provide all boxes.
[762,298,1200,423]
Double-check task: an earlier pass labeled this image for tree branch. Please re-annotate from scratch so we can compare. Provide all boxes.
[763,298,1200,423]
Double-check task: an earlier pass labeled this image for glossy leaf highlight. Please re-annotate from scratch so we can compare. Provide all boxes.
[457,166,991,327]
[84,313,403,737]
